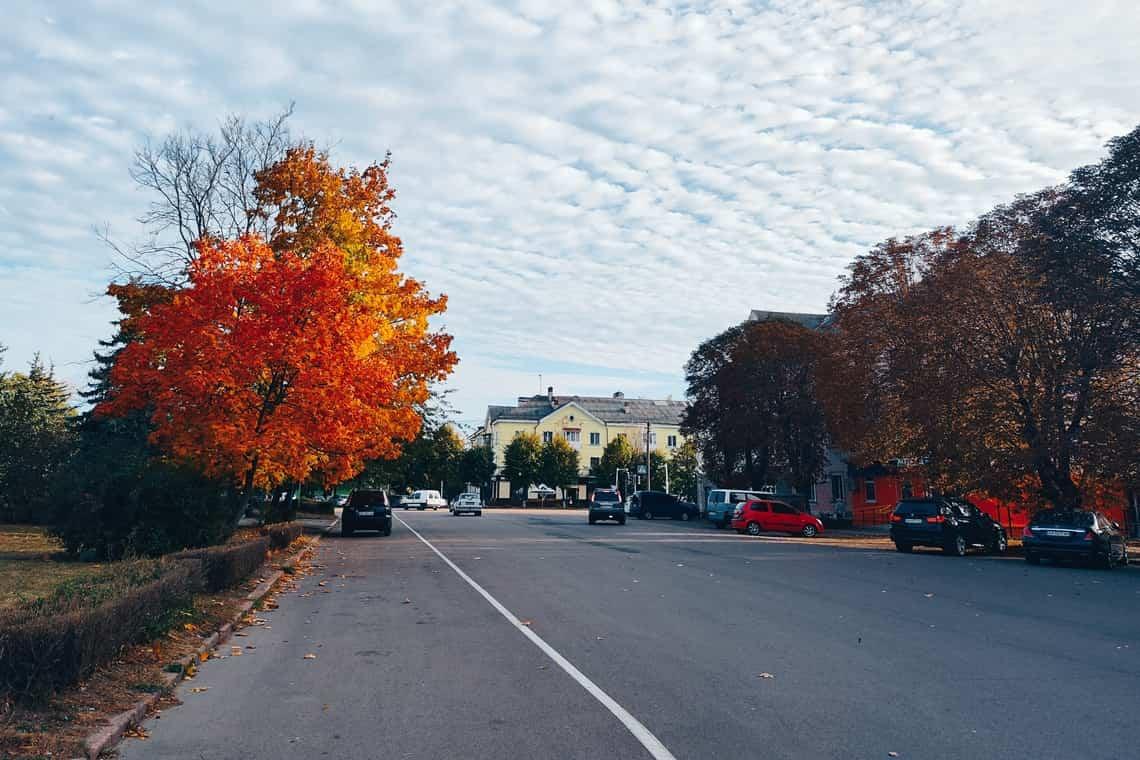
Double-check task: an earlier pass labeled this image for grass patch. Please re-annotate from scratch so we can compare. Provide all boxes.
[0,524,62,557]
[0,560,104,611]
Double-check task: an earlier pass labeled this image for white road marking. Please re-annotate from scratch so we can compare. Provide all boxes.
[394,514,678,760]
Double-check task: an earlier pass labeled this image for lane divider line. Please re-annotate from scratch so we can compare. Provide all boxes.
[394,514,678,760]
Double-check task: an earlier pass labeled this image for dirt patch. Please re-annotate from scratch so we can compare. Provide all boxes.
[0,537,314,759]
[0,560,108,611]
[0,525,61,559]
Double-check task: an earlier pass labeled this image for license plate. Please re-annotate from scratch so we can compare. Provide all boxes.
[1046,530,1068,537]
[357,511,373,517]
[905,518,923,524]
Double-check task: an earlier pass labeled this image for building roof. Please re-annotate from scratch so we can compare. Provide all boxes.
[487,394,685,426]
[747,309,829,330]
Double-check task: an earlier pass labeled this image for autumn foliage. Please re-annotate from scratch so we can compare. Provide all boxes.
[100,148,455,493]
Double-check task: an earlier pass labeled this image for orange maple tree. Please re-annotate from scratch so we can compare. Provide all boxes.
[100,148,455,495]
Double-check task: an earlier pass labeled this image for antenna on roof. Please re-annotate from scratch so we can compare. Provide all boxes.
[539,374,542,394]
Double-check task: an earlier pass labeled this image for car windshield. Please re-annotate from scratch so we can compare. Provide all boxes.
[709,491,725,504]
[594,491,620,503]
[1032,510,1094,528]
[895,500,939,516]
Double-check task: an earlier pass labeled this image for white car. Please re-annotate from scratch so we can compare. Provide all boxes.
[451,493,483,516]
[403,489,446,511]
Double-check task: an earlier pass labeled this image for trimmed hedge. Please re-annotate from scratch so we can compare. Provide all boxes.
[172,537,270,592]
[263,522,303,550]
[0,560,200,700]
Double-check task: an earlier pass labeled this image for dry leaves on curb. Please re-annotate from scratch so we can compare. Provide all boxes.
[230,646,243,656]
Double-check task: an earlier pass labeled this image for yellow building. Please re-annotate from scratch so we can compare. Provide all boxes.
[475,387,687,503]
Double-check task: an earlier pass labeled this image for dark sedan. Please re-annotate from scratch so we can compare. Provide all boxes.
[341,489,392,537]
[1023,509,1128,568]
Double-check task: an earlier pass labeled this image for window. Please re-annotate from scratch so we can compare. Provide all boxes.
[901,480,913,499]
[589,456,600,468]
[771,502,796,514]
[589,432,601,446]
[749,501,769,512]
[645,431,657,447]
[564,430,580,443]
[864,479,876,503]
[809,482,817,503]
[542,431,553,443]
[667,435,677,448]
[830,475,846,502]
[729,491,750,503]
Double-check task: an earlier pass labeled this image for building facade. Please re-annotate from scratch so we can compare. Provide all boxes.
[476,387,686,503]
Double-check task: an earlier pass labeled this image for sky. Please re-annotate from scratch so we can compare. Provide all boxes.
[2,1,1138,430]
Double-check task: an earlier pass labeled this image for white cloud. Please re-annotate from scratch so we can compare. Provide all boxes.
[1,0,1138,416]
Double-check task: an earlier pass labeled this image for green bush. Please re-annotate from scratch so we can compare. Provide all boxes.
[263,522,302,550]
[0,560,200,700]
[171,537,270,592]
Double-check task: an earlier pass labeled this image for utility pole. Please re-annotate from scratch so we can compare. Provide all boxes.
[664,461,670,494]
[645,421,652,492]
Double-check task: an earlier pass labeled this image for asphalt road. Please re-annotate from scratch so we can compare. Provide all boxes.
[122,510,1139,760]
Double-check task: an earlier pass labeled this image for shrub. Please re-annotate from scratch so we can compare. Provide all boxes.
[171,537,270,592]
[0,560,200,700]
[263,522,302,550]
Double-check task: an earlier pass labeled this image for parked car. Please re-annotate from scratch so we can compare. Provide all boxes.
[889,497,1007,556]
[451,492,483,516]
[705,487,776,528]
[732,499,824,537]
[341,489,392,537]
[588,488,626,525]
[1023,509,1128,568]
[628,491,700,521]
[403,489,446,510]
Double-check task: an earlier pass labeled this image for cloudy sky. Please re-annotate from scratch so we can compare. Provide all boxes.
[2,1,1138,428]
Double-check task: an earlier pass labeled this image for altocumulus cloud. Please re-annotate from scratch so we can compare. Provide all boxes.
[1,0,1138,424]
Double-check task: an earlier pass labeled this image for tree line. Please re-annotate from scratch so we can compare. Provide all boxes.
[683,125,1139,512]
[0,109,459,557]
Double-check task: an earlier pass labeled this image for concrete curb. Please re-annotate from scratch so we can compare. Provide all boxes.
[78,538,318,760]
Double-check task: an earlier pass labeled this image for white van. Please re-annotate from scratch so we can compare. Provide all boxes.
[404,489,446,511]
[705,487,776,527]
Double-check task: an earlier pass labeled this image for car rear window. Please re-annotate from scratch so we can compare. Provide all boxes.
[348,491,387,507]
[594,491,620,503]
[894,500,939,516]
[1032,510,1094,528]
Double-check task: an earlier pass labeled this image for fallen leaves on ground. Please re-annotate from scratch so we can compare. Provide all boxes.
[757,672,775,679]
[190,687,209,693]
[304,653,317,660]
[520,619,534,627]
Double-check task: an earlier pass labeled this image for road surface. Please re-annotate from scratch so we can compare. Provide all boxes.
[121,509,1140,759]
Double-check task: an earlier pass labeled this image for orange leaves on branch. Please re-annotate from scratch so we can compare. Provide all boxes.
[99,149,456,490]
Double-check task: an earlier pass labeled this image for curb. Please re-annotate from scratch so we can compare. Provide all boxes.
[78,537,318,760]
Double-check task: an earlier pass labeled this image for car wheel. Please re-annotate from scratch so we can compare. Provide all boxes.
[801,524,817,538]
[746,521,761,536]
[588,517,596,525]
[619,518,626,525]
[341,523,354,537]
[992,532,1008,554]
[945,534,967,557]
[1099,551,1116,570]
[383,526,392,536]
[680,511,691,522]
[895,542,912,553]
[1026,552,1041,565]
[644,511,654,520]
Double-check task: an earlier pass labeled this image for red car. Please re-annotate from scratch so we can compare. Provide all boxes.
[732,499,824,537]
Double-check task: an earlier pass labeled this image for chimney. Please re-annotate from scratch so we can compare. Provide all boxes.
[613,391,624,399]
[547,386,554,404]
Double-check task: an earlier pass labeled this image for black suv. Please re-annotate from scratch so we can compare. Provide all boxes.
[628,491,700,521]
[588,489,626,525]
[890,497,1007,556]
[342,489,392,537]
[1024,509,1128,568]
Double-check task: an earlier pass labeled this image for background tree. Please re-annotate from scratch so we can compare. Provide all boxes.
[669,441,701,501]
[539,437,581,503]
[501,432,541,501]
[591,436,637,489]
[682,319,829,494]
[459,445,497,501]
[0,353,76,523]
[430,425,466,497]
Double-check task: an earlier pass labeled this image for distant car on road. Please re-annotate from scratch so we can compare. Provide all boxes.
[588,488,626,525]
[628,491,699,521]
[341,489,392,537]
[403,489,446,511]
[451,493,483,516]
[1023,509,1128,568]
[732,499,824,537]
[706,487,776,528]
[890,497,1007,556]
